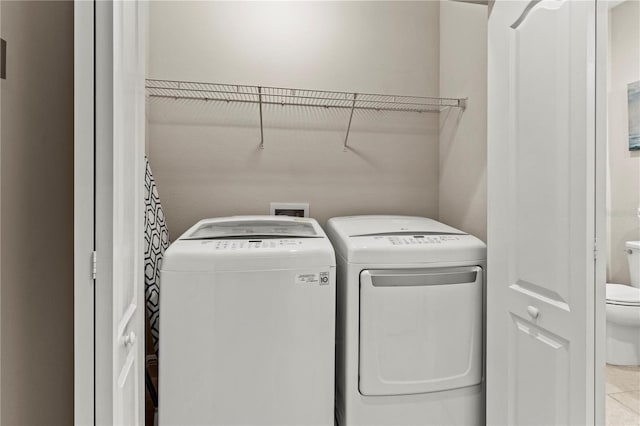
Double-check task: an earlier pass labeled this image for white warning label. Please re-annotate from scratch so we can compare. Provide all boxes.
[295,273,319,285]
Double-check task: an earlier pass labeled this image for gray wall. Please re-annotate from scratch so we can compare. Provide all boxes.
[439,0,487,242]
[147,1,442,236]
[1,1,74,424]
[607,1,640,285]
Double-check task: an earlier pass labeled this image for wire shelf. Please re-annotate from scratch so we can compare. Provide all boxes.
[146,79,467,149]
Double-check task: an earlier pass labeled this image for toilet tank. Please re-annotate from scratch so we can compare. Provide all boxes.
[627,241,640,287]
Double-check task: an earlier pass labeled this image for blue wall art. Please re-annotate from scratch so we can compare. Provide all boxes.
[629,80,640,151]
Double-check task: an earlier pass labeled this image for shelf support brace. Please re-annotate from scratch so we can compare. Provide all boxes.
[343,93,357,151]
[258,86,264,149]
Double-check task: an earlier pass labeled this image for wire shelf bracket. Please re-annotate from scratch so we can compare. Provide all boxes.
[145,79,468,150]
[258,86,264,149]
[344,93,357,151]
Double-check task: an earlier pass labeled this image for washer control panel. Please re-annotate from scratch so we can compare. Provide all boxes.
[206,239,305,251]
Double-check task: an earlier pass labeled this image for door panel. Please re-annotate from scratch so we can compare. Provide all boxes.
[359,267,483,396]
[95,0,146,424]
[508,315,570,426]
[117,343,141,425]
[487,0,596,424]
[112,1,145,424]
[511,0,575,312]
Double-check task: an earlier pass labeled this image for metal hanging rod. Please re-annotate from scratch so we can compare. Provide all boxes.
[146,78,468,149]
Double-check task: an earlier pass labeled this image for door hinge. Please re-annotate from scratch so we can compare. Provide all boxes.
[594,239,598,261]
[91,251,97,280]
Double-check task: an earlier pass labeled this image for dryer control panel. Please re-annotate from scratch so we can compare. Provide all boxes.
[378,235,462,246]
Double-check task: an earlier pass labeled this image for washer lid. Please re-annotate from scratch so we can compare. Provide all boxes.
[606,284,640,306]
[182,216,321,240]
[163,216,335,272]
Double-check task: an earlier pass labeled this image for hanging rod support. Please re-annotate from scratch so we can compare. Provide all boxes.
[459,98,468,111]
[258,86,264,149]
[343,93,357,152]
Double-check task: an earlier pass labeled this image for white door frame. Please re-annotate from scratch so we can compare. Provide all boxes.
[0,1,3,421]
[594,1,608,424]
[74,0,95,424]
[73,1,609,424]
[94,0,115,421]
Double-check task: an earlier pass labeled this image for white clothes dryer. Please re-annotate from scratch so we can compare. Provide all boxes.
[159,216,336,426]
[326,215,486,426]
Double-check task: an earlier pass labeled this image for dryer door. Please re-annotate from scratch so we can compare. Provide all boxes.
[359,266,483,396]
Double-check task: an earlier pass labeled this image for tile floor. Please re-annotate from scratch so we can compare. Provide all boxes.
[607,364,640,425]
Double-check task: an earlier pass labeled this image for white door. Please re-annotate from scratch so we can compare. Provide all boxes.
[95,0,146,424]
[487,1,600,424]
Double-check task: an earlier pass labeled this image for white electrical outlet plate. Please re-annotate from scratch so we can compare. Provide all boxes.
[270,202,309,218]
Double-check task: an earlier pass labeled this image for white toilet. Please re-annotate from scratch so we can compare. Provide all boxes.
[606,241,640,366]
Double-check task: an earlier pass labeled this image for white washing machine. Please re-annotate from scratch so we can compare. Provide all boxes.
[159,216,336,426]
[326,215,486,426]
